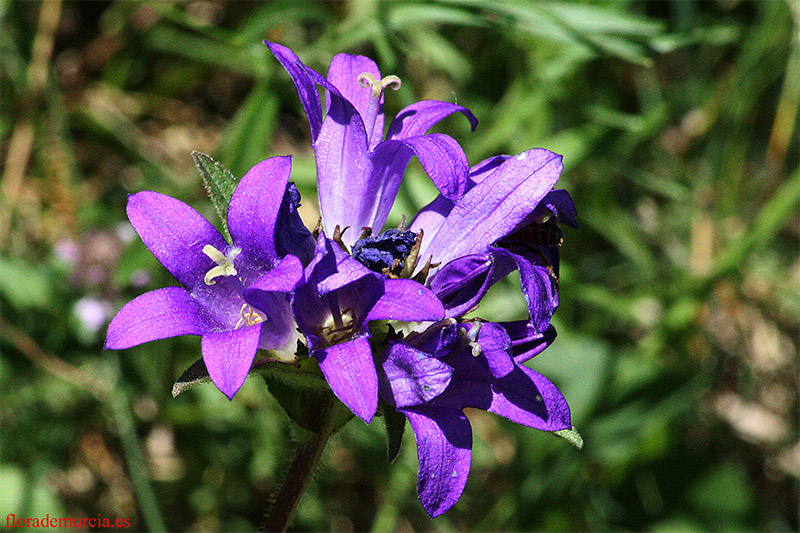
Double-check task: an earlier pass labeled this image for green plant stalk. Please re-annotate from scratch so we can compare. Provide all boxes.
[262,398,346,532]
[263,431,330,532]
[110,354,167,532]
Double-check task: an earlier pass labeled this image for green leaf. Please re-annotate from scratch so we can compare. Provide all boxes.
[172,358,213,397]
[220,81,277,178]
[192,151,238,243]
[382,402,407,463]
[0,258,53,309]
[259,358,354,436]
[553,426,584,449]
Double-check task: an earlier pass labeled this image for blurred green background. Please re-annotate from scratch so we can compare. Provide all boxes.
[2,0,798,531]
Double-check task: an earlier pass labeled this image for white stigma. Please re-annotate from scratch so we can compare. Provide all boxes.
[358,72,402,98]
[202,244,241,285]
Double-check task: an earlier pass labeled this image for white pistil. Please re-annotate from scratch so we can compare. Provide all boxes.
[235,304,264,329]
[357,72,402,98]
[202,244,241,285]
[358,72,402,143]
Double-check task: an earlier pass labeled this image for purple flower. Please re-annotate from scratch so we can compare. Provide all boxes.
[105,157,310,399]
[245,233,446,423]
[379,320,568,517]
[265,42,478,247]
[410,150,578,331]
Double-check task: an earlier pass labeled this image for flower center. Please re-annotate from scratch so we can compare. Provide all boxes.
[235,303,264,329]
[202,244,241,285]
[320,307,357,345]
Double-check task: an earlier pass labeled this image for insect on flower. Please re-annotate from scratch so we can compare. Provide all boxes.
[507,216,565,248]
[499,214,568,283]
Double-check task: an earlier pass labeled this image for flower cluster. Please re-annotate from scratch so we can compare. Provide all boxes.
[106,43,578,518]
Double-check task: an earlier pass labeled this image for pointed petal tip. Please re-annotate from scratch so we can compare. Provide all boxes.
[316,338,378,424]
[424,502,453,519]
[465,110,478,132]
[356,410,375,424]
[222,386,239,401]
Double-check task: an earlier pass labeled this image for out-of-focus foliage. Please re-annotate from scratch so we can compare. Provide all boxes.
[1,1,797,531]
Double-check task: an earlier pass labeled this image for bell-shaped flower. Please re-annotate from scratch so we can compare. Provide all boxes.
[410,149,578,331]
[245,233,446,424]
[105,156,312,399]
[378,320,568,517]
[265,42,478,247]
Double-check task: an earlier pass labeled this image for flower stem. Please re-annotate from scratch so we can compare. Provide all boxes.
[262,398,347,532]
[262,432,329,532]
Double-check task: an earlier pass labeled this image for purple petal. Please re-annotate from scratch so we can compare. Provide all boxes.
[473,322,515,379]
[404,407,472,518]
[500,322,557,363]
[469,155,511,185]
[377,134,469,201]
[367,279,445,322]
[243,255,304,352]
[386,100,477,140]
[228,156,292,269]
[105,287,214,349]
[265,42,323,141]
[201,323,262,400]
[428,254,496,318]
[251,290,297,352]
[327,53,384,149]
[409,195,455,263]
[292,237,382,346]
[127,192,227,292]
[355,141,416,239]
[311,236,376,294]
[380,341,453,408]
[424,149,564,268]
[315,335,378,423]
[409,321,462,359]
[494,247,558,332]
[245,254,304,296]
[314,97,372,244]
[487,364,571,431]
[275,182,315,264]
[536,189,579,229]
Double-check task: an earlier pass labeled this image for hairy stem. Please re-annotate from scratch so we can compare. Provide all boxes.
[262,410,336,532]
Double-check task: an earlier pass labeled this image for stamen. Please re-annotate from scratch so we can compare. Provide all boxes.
[358,73,402,98]
[332,225,350,253]
[403,228,423,278]
[311,217,323,239]
[458,322,482,357]
[203,245,241,285]
[411,253,439,286]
